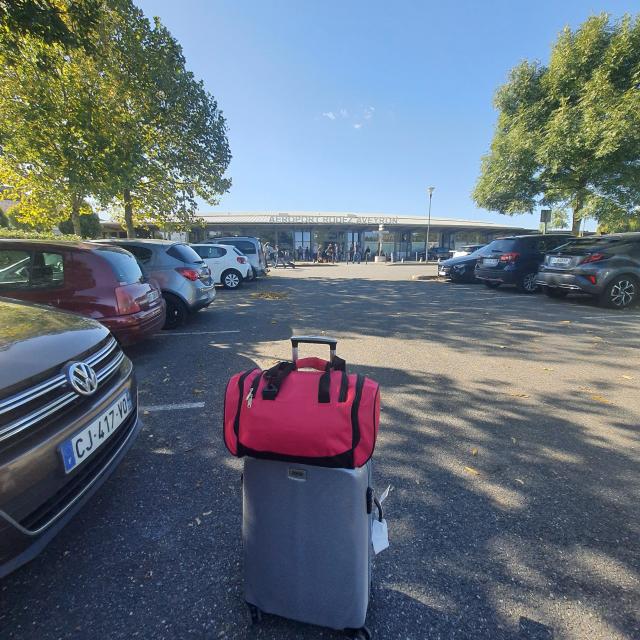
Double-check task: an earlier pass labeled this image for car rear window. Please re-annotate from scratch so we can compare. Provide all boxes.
[486,239,521,253]
[219,239,256,254]
[554,236,625,254]
[166,243,203,263]
[98,248,143,284]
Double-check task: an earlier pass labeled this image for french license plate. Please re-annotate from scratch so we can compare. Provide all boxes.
[147,289,160,303]
[483,258,499,267]
[550,257,571,266]
[59,391,132,474]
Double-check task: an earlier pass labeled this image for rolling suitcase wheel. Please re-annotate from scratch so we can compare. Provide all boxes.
[246,602,262,625]
[344,626,372,639]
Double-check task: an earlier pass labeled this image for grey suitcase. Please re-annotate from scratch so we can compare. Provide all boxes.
[243,456,376,637]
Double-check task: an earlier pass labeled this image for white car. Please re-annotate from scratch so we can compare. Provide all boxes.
[191,243,252,289]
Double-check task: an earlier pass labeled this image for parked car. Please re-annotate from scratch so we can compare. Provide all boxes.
[537,233,640,309]
[211,236,268,277]
[451,244,485,258]
[0,240,165,345]
[0,297,140,577]
[191,243,252,289]
[94,239,215,329]
[475,234,573,292]
[438,245,492,282]
[416,246,453,261]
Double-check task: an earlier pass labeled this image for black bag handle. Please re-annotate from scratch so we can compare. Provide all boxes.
[261,361,296,400]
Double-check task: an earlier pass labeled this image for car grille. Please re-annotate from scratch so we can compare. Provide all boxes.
[0,336,125,444]
[18,409,137,531]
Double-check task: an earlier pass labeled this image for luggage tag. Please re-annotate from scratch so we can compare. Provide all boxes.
[371,485,391,555]
[372,519,389,555]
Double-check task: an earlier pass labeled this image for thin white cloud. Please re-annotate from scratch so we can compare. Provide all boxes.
[322,111,336,120]
[339,108,349,118]
[353,123,363,129]
[364,106,375,120]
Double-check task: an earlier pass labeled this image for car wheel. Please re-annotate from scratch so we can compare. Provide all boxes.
[163,294,188,329]
[600,275,639,309]
[252,266,258,279]
[544,287,568,298]
[222,269,242,289]
[517,271,539,293]
[484,281,500,289]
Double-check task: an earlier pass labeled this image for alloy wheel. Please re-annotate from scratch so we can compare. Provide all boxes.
[610,279,636,307]
[522,272,538,293]
[224,272,241,289]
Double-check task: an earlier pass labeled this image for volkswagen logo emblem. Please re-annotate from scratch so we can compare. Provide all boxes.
[65,362,99,396]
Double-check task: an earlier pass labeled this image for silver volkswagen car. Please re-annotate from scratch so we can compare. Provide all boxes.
[95,240,215,328]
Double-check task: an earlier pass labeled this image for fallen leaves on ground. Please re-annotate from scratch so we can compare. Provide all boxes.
[509,392,530,398]
[515,478,525,486]
[590,395,612,404]
[250,291,289,300]
[621,375,634,381]
[471,448,478,457]
[463,466,480,476]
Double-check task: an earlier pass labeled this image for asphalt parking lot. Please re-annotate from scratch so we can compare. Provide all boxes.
[1,263,639,640]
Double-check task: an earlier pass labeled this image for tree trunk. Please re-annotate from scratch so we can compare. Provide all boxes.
[71,197,82,236]
[572,189,586,236]
[123,189,135,238]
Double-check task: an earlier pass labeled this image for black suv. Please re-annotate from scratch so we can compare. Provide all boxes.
[475,234,573,293]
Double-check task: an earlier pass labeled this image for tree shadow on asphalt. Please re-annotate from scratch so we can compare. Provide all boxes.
[1,275,638,640]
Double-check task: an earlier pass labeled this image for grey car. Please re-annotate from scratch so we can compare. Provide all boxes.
[95,240,215,328]
[536,233,640,309]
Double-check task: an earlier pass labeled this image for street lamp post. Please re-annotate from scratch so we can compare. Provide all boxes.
[425,186,435,261]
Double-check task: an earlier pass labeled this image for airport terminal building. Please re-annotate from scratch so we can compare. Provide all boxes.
[101,211,532,258]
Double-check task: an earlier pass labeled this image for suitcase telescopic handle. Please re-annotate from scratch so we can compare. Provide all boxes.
[291,335,337,362]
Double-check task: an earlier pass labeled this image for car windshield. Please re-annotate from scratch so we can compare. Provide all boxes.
[97,248,143,284]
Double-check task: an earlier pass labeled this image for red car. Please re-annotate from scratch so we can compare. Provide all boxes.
[0,240,165,345]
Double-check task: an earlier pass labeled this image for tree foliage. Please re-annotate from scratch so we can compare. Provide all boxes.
[474,14,640,233]
[0,0,231,237]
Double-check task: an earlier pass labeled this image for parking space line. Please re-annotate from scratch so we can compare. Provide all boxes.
[141,402,205,411]
[155,330,240,336]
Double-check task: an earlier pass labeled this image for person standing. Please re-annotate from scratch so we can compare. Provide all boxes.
[364,246,371,264]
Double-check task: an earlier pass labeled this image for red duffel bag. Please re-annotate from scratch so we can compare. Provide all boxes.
[223,336,380,468]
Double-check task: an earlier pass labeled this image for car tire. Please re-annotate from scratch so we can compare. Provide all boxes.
[163,293,188,329]
[222,269,242,290]
[252,266,258,279]
[599,274,639,309]
[517,271,539,293]
[544,287,568,298]
[484,281,500,289]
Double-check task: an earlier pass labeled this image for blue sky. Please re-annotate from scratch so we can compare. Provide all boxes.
[137,0,637,227]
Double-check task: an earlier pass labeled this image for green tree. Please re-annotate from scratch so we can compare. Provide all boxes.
[474,14,640,233]
[58,210,101,237]
[100,4,231,237]
[0,3,122,234]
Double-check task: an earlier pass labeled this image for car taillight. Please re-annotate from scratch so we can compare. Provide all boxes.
[237,256,247,264]
[175,267,199,281]
[580,253,606,264]
[587,275,597,285]
[115,284,142,314]
[499,252,520,263]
